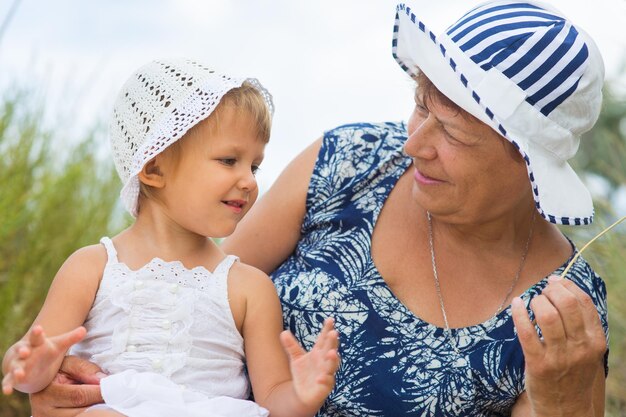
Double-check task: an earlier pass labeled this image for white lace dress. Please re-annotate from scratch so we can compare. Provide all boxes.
[69,237,268,417]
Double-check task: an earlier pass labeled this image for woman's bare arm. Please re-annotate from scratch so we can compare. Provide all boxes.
[222,138,322,273]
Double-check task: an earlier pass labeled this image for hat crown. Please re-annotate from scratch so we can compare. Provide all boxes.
[445,1,601,119]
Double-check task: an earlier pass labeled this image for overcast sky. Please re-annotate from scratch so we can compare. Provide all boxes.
[1,0,625,193]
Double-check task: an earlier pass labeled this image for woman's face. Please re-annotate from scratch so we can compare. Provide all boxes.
[404,91,533,224]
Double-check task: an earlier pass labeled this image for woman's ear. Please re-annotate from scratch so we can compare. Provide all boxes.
[138,158,166,188]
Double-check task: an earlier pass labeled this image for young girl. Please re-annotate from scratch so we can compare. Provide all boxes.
[2,58,340,417]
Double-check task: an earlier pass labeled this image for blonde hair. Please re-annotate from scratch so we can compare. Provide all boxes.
[137,81,272,210]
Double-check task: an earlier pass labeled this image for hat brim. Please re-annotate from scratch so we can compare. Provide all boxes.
[392,4,593,225]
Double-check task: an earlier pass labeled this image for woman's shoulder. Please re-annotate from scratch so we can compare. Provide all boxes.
[323,121,407,150]
[562,254,606,298]
[525,251,607,313]
[313,121,407,183]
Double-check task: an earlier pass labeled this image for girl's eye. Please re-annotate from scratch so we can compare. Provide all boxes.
[220,158,236,166]
[251,165,260,175]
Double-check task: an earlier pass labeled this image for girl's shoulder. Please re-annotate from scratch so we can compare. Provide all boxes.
[226,260,280,334]
[227,261,274,296]
[60,243,108,278]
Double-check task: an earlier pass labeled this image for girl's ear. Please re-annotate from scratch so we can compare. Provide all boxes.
[138,158,165,188]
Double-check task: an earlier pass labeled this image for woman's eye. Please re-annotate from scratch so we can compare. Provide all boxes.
[443,129,458,142]
[442,128,467,145]
[415,103,429,115]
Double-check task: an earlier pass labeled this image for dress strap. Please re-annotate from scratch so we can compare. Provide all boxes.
[99,237,119,264]
[214,255,239,275]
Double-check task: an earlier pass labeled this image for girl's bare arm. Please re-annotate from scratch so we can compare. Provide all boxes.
[2,245,105,394]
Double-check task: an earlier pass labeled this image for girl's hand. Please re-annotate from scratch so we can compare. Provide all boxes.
[511,276,606,417]
[2,325,86,395]
[280,318,340,410]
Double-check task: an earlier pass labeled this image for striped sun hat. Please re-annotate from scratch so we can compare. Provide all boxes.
[392,0,605,225]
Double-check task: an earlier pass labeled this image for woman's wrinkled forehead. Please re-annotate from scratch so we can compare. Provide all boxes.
[414,71,477,123]
[413,70,521,159]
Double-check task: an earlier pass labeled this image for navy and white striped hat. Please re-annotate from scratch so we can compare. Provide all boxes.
[393,0,605,225]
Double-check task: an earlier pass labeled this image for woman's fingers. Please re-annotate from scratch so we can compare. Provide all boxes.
[529,294,566,345]
[29,378,103,410]
[59,355,107,385]
[542,277,587,339]
[559,278,605,335]
[511,297,542,357]
[541,277,605,356]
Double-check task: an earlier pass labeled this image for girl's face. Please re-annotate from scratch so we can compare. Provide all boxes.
[158,105,266,238]
[404,91,533,224]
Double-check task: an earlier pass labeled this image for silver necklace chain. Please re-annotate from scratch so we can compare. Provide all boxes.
[426,210,536,354]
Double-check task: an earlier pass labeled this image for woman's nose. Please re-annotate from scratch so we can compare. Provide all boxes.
[404,115,438,160]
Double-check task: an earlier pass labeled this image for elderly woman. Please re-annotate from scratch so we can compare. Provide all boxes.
[31,1,608,416]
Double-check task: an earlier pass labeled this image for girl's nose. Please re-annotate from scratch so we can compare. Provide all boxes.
[238,169,257,192]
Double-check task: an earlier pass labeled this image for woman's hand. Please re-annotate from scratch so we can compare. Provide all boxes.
[511,275,606,417]
[280,318,340,410]
[29,355,106,417]
[3,325,87,395]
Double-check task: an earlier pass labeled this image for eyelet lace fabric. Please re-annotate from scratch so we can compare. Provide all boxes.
[70,238,266,416]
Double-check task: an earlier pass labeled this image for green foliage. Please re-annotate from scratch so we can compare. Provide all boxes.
[565,82,626,417]
[575,86,626,186]
[561,215,626,417]
[0,90,126,416]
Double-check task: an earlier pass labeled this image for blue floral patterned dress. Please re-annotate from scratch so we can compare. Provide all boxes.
[271,122,609,417]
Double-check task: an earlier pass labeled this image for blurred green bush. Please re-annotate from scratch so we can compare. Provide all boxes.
[0,90,125,416]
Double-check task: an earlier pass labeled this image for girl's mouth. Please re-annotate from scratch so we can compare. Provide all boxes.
[223,200,246,213]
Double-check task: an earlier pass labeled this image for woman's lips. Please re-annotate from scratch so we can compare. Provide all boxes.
[414,168,444,185]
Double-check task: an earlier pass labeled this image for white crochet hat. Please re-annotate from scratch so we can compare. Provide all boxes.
[110,58,274,216]
[393,0,604,225]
